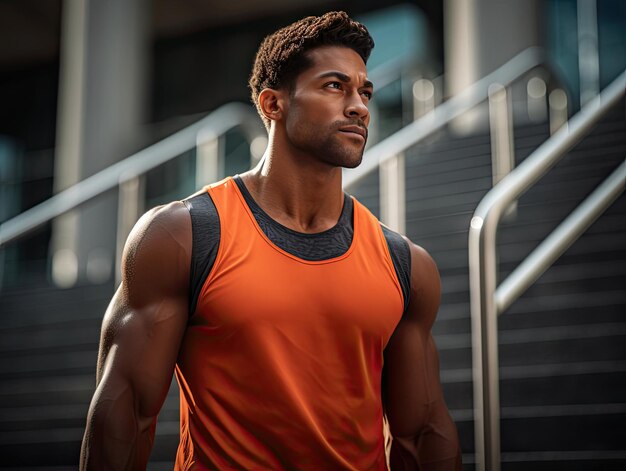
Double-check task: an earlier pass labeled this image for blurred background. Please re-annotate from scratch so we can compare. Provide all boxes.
[0,0,624,469]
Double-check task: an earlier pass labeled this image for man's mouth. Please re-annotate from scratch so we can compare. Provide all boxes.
[338,125,367,140]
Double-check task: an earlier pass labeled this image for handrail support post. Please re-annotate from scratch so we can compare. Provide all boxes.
[488,83,517,219]
[380,152,406,234]
[196,134,222,189]
[470,214,502,471]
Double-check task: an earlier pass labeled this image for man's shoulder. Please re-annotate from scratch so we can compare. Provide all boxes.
[133,201,191,241]
[403,238,437,279]
[117,201,193,306]
[122,201,192,274]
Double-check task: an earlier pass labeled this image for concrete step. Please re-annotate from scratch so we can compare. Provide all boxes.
[442,367,626,411]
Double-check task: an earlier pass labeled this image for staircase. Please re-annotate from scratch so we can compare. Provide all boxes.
[0,281,112,468]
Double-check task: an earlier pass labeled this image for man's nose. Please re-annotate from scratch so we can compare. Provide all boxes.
[344,91,369,122]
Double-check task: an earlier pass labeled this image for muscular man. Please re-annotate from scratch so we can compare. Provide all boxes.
[80,11,461,470]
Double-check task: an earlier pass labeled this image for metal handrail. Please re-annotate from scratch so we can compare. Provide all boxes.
[0,102,264,247]
[468,69,626,471]
[344,47,547,188]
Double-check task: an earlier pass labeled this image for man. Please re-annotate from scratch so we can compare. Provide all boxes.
[80,11,461,470]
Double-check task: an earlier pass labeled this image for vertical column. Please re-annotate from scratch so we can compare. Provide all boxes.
[444,0,479,101]
[577,0,600,106]
[444,0,541,133]
[51,0,149,287]
[51,0,86,288]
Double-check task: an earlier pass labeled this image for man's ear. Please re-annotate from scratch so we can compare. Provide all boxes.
[258,88,285,123]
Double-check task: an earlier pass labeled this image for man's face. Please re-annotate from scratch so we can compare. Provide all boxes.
[282,46,373,169]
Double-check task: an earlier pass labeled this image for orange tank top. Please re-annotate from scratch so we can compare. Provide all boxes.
[174,177,404,470]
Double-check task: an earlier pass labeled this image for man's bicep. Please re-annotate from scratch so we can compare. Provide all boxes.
[383,240,442,424]
[82,285,188,469]
[383,239,461,468]
[96,287,188,416]
[383,320,433,438]
[383,320,461,469]
[95,202,192,411]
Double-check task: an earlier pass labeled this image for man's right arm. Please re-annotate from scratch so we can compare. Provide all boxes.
[80,201,192,470]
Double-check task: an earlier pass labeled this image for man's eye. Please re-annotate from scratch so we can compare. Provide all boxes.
[361,91,373,100]
[326,82,342,90]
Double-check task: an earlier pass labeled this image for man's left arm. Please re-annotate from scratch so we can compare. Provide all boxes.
[383,240,462,470]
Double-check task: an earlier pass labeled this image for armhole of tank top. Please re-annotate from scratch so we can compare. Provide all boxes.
[183,191,221,319]
[380,224,411,313]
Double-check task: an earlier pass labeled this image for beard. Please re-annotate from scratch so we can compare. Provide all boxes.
[286,119,368,169]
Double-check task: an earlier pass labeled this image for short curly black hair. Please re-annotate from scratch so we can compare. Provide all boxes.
[249,11,375,129]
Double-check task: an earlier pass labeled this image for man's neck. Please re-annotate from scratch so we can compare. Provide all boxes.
[239,138,345,234]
